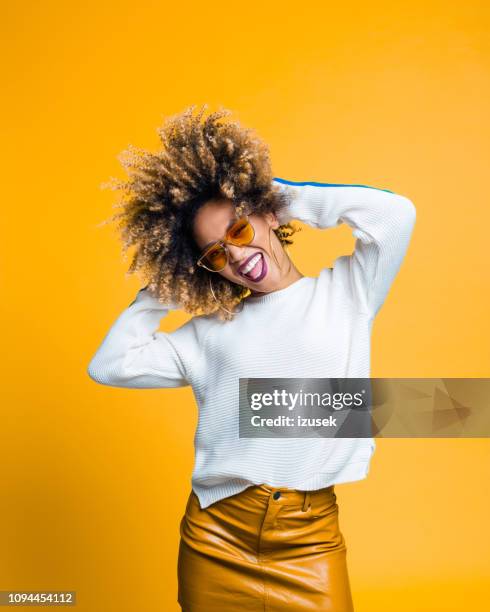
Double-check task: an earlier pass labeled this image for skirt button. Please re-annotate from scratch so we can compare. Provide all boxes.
[273,491,281,500]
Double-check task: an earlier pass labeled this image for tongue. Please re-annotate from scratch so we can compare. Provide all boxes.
[244,254,263,280]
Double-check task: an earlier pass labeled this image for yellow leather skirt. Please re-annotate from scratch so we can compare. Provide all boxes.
[177,483,354,611]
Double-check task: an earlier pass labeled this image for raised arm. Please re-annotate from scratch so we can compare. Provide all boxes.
[87,288,190,388]
[273,178,416,318]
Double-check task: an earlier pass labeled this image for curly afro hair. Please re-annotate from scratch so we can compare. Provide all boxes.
[100,104,301,321]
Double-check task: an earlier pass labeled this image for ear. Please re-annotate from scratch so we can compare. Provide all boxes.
[265,211,280,230]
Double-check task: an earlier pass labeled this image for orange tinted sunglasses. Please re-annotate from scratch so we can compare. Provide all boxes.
[196,215,255,272]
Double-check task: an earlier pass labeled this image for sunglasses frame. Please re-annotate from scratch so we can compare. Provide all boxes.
[196,214,255,272]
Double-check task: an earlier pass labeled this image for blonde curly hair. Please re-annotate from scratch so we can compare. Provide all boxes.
[100,104,301,321]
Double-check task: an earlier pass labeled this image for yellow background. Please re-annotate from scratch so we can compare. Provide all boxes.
[2,1,489,610]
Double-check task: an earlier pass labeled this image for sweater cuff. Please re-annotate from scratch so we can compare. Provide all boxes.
[131,288,180,310]
[274,182,296,225]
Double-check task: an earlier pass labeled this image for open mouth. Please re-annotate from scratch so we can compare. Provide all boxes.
[238,252,267,282]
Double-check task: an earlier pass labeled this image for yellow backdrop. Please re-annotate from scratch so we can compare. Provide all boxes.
[2,1,489,610]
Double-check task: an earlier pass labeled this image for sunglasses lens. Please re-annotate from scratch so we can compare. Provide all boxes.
[227,217,254,245]
[202,245,227,271]
[198,217,254,271]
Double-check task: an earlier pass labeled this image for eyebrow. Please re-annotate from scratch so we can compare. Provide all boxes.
[201,216,238,251]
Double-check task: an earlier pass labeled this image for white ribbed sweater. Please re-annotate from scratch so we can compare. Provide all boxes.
[87,179,416,509]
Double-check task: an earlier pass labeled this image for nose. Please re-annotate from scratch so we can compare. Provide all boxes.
[226,242,246,263]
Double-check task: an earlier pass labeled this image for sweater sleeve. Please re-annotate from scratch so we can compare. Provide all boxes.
[87,288,190,389]
[273,178,416,318]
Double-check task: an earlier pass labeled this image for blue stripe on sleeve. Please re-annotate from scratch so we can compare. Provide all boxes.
[272,177,395,194]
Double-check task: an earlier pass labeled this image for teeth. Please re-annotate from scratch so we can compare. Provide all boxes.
[242,253,261,274]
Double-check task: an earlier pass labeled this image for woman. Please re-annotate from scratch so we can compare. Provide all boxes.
[88,104,416,611]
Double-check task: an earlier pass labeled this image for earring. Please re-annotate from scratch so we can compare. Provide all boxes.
[208,276,244,316]
[270,225,293,273]
[269,226,281,267]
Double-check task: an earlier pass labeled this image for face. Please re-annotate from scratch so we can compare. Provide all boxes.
[193,198,286,294]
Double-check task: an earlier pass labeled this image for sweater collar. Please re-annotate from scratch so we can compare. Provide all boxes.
[243,275,312,306]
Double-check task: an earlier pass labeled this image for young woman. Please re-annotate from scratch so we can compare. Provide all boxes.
[88,104,416,611]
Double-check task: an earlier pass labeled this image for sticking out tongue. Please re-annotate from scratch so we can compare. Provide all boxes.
[244,254,264,280]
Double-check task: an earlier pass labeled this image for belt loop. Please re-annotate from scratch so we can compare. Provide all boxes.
[302,491,311,512]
